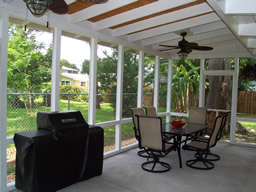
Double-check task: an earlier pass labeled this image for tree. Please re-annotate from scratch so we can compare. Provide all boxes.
[239,58,256,91]
[81,50,141,116]
[61,59,79,72]
[81,58,103,109]
[81,59,90,74]
[206,58,232,110]
[168,59,201,113]
[8,24,52,112]
[205,58,233,134]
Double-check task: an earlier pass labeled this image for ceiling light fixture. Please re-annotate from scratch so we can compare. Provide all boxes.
[178,51,188,60]
[178,47,191,60]
[24,0,52,16]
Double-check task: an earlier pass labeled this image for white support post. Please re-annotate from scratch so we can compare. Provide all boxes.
[137,51,144,107]
[0,11,9,192]
[230,57,239,143]
[88,37,98,125]
[115,45,124,150]
[166,59,173,123]
[199,58,205,107]
[51,27,62,112]
[153,56,160,111]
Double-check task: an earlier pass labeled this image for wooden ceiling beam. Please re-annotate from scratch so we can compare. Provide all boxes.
[70,0,154,23]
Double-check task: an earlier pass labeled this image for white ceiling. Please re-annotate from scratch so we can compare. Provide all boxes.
[0,0,255,59]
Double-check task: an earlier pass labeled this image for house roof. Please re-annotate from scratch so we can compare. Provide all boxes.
[62,66,79,72]
[2,0,256,59]
[61,73,89,81]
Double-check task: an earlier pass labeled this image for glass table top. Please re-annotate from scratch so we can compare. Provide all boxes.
[163,122,208,136]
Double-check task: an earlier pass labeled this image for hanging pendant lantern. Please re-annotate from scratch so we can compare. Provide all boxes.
[25,0,52,16]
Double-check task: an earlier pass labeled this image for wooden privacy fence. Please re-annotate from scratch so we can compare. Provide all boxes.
[237,91,256,114]
[143,95,153,106]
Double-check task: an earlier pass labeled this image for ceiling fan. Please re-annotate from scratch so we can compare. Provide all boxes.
[159,32,213,59]
[23,0,108,16]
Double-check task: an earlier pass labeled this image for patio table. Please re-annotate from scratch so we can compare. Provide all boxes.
[163,122,208,168]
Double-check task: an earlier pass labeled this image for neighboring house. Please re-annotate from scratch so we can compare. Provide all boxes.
[60,67,89,92]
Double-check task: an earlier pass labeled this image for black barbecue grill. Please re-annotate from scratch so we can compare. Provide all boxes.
[14,111,104,192]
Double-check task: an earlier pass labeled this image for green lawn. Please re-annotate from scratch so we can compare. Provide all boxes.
[237,113,256,119]
[7,100,136,144]
[236,113,256,142]
[7,100,115,136]
[236,121,256,143]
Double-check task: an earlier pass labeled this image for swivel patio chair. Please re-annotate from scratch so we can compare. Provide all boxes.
[189,106,207,124]
[144,106,174,142]
[195,112,228,161]
[183,115,224,170]
[130,108,148,158]
[136,115,175,173]
[183,106,208,145]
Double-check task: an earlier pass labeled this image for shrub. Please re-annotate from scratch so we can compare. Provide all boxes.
[60,85,88,102]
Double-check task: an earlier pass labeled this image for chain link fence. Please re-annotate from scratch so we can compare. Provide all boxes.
[7,93,90,136]
[6,92,152,136]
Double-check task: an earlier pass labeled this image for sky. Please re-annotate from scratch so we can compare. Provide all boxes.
[35,32,112,70]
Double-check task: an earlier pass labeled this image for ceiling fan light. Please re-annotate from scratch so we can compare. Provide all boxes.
[26,0,50,16]
[178,51,188,60]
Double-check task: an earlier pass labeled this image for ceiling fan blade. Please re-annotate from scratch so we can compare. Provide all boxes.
[49,0,68,14]
[187,42,198,48]
[159,45,179,49]
[192,46,213,51]
[159,48,175,52]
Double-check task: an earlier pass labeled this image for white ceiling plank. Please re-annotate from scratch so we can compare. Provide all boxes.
[204,40,244,51]
[159,34,235,51]
[190,21,226,34]
[239,23,256,36]
[181,42,250,59]
[196,35,236,46]
[112,3,212,37]
[225,0,256,14]
[128,13,220,42]
[141,33,180,46]
[152,28,232,49]
[94,0,195,31]
[147,28,232,47]
[248,39,256,48]
[71,0,138,23]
